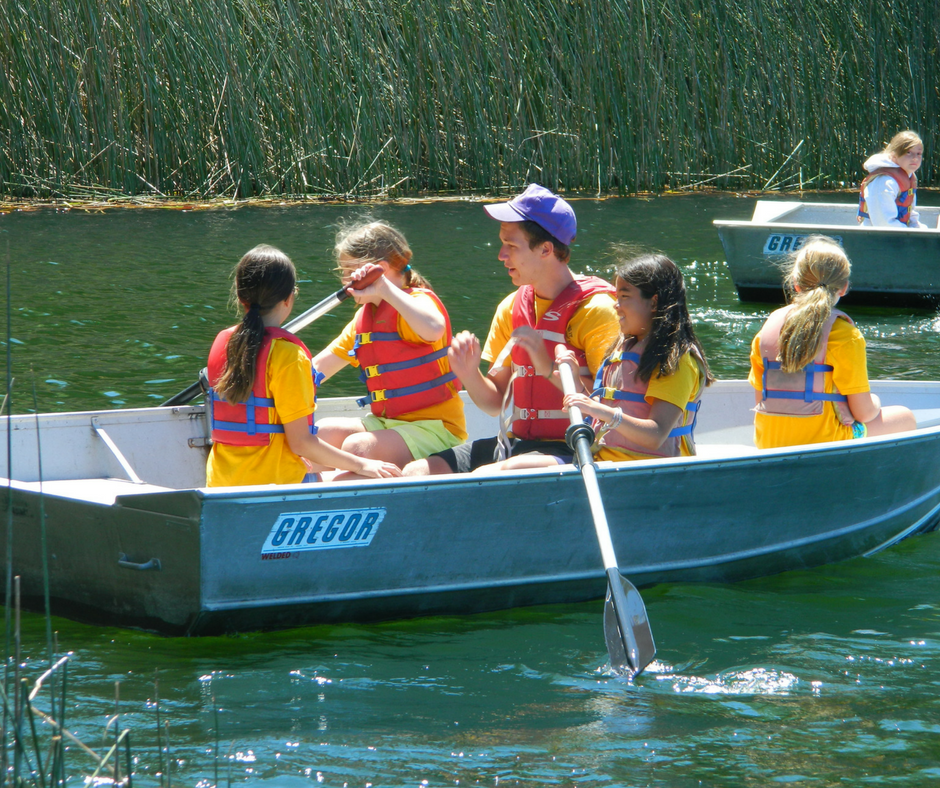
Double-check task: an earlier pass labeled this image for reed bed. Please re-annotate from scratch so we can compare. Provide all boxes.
[0,0,937,199]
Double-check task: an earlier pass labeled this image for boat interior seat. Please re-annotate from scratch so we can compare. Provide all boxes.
[14,477,174,505]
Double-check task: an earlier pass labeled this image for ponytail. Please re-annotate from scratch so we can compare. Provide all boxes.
[215,245,296,404]
[778,287,837,372]
[777,236,850,373]
[403,264,432,289]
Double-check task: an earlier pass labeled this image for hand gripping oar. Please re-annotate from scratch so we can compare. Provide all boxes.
[558,363,656,678]
[161,266,384,407]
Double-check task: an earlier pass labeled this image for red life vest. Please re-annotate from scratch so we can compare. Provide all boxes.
[509,276,614,440]
[590,340,705,458]
[754,306,855,425]
[349,288,461,419]
[858,167,916,224]
[207,326,316,446]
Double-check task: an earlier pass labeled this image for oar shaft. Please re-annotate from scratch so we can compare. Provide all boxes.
[160,267,382,408]
[558,364,618,568]
[559,362,655,676]
[577,460,619,570]
[283,288,347,334]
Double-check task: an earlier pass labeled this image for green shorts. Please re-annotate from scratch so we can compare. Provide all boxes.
[361,414,464,460]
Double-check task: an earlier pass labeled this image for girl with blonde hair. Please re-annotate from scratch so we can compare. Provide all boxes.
[858,130,925,228]
[312,221,467,469]
[749,235,915,449]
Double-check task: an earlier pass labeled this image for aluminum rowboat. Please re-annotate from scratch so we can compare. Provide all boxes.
[2,380,940,634]
[714,200,940,305]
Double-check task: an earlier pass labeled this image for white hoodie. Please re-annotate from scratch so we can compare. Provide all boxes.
[860,153,921,228]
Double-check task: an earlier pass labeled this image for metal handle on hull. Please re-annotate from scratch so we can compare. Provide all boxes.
[118,553,162,571]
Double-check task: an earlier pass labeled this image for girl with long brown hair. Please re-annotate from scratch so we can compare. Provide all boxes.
[205,244,401,486]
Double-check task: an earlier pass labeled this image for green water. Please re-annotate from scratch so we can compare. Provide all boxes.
[3,194,940,786]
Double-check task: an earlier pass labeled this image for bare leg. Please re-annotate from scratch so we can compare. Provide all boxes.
[865,405,917,437]
[402,456,454,476]
[472,453,563,474]
[315,416,366,448]
[342,428,414,466]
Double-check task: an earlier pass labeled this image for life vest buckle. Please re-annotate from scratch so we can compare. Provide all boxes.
[364,364,381,378]
[519,366,537,378]
[358,332,373,345]
[370,389,388,403]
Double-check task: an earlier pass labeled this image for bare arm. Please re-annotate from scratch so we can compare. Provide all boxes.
[349,265,445,342]
[847,392,882,424]
[283,418,401,478]
[377,285,446,342]
[311,349,349,382]
[555,346,596,395]
[563,393,683,451]
[448,330,511,416]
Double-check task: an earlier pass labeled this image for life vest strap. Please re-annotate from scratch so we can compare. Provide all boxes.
[512,407,568,421]
[591,351,643,392]
[591,386,646,404]
[210,419,317,437]
[356,371,457,408]
[761,358,846,403]
[208,390,275,408]
[362,346,450,379]
[762,389,848,403]
[539,329,566,344]
[349,331,402,357]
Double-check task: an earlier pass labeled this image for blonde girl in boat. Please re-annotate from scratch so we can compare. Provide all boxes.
[749,235,916,449]
[484,252,714,471]
[205,245,401,487]
[312,221,467,468]
[858,130,926,228]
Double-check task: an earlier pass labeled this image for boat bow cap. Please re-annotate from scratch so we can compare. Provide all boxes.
[484,184,577,245]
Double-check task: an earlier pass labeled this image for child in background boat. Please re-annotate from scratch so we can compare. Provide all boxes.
[858,130,926,228]
[205,245,401,487]
[312,221,467,468]
[749,235,916,449]
[484,252,714,470]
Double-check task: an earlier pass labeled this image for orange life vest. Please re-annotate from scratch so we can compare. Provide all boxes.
[858,167,916,225]
[207,326,317,446]
[349,288,460,418]
[754,306,855,425]
[509,276,614,440]
[590,340,705,458]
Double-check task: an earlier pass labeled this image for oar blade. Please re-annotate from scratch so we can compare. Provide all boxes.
[603,570,656,678]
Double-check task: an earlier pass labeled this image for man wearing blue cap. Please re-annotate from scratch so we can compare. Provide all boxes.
[404,184,619,475]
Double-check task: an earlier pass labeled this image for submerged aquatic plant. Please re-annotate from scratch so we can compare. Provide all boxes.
[0,0,936,200]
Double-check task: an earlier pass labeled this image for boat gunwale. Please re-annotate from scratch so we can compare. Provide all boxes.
[179,419,940,502]
[713,217,940,234]
[2,379,940,503]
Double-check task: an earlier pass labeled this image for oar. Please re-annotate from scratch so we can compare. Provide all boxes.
[161,266,383,407]
[558,363,656,678]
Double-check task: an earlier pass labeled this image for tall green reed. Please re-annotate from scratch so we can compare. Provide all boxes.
[0,0,936,199]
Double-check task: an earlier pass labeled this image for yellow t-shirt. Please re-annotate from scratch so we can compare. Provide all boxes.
[481,289,620,379]
[596,351,703,462]
[327,291,467,440]
[748,316,870,449]
[206,338,316,487]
